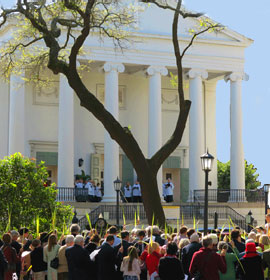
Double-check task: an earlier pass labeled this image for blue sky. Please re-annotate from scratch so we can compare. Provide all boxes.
[1,0,269,186]
[186,0,270,186]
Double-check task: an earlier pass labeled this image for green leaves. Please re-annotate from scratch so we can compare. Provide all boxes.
[0,153,72,233]
[218,160,261,191]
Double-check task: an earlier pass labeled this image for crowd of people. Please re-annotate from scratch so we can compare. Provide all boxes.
[75,178,175,204]
[2,216,270,280]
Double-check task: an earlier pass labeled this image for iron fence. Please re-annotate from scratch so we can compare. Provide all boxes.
[56,187,88,202]
[78,204,147,229]
[193,189,265,203]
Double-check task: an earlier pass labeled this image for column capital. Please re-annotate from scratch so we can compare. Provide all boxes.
[224,72,249,82]
[147,65,168,76]
[103,62,125,73]
[186,68,208,80]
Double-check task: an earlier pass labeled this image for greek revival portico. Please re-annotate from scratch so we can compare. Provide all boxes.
[5,63,248,202]
[1,6,253,202]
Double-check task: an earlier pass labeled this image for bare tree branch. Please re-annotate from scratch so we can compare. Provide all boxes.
[181,23,222,58]
[140,0,203,18]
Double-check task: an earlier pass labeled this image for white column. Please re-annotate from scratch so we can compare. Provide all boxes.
[57,74,74,187]
[205,81,218,189]
[225,72,248,191]
[147,66,168,197]
[103,62,125,201]
[0,79,10,158]
[8,74,25,155]
[187,69,208,197]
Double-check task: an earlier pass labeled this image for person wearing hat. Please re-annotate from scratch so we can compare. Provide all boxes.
[237,242,264,280]
[181,233,202,280]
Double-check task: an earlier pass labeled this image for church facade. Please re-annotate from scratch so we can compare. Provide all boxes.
[0,3,253,202]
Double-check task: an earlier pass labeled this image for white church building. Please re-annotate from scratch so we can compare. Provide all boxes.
[0,3,253,203]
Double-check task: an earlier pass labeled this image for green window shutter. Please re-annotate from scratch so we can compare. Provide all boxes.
[180,168,189,202]
[163,156,181,169]
[122,155,134,185]
[36,152,58,166]
[90,154,101,182]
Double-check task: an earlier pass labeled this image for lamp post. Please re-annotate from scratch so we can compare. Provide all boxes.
[200,150,214,235]
[264,184,270,217]
[114,177,122,227]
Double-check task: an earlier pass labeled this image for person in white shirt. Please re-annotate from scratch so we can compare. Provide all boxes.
[132,181,142,203]
[85,179,94,202]
[74,178,85,202]
[75,178,84,189]
[95,182,102,202]
[162,178,174,202]
[124,182,132,203]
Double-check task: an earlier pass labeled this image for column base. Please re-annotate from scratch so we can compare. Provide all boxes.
[102,196,117,202]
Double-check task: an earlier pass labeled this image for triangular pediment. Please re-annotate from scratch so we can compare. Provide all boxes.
[138,2,253,47]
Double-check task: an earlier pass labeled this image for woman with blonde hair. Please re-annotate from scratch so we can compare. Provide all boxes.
[257,234,270,278]
[120,246,141,280]
[43,234,60,280]
[146,242,165,280]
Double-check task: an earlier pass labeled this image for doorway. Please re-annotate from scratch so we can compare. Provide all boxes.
[162,168,180,203]
[46,165,58,186]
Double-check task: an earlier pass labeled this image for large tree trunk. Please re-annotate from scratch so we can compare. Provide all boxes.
[136,164,165,226]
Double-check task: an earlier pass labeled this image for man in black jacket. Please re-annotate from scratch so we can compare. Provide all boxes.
[228,229,245,253]
[181,233,202,280]
[66,235,92,280]
[30,239,47,280]
[96,235,120,280]
[159,242,185,280]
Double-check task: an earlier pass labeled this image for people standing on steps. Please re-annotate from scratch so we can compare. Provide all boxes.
[132,181,142,203]
[162,178,174,203]
[85,179,94,202]
[123,182,132,203]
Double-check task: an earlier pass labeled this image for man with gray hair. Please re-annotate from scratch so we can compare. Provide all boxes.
[181,233,202,280]
[58,235,74,280]
[189,236,227,280]
[65,235,91,280]
[69,224,80,236]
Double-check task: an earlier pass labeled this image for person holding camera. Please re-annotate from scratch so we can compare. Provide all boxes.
[162,178,174,203]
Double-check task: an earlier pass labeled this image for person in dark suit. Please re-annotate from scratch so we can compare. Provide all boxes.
[181,233,202,280]
[115,231,133,258]
[65,235,92,280]
[159,242,185,280]
[134,230,147,256]
[115,231,133,279]
[0,249,8,280]
[96,235,121,280]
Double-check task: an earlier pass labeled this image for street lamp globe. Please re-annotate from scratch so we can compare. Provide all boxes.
[200,150,215,172]
[264,184,270,193]
[114,177,122,191]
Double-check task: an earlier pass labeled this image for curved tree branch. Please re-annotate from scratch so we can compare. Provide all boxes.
[140,0,203,18]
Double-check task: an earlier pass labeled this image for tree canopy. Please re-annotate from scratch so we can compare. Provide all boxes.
[0,153,73,233]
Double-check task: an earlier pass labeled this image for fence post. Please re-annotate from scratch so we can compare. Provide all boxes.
[214,212,218,229]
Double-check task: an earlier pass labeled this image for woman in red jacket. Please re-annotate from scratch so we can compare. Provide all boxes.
[145,242,165,279]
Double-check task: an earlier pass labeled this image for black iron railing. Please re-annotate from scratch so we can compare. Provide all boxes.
[78,204,147,229]
[193,189,265,203]
[180,204,249,231]
[56,187,88,202]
